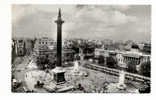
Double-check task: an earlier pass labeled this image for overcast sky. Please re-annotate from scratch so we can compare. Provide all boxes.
[12,5,151,41]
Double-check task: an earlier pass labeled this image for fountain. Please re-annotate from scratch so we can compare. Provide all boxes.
[70,60,83,76]
[73,60,80,73]
[117,70,126,90]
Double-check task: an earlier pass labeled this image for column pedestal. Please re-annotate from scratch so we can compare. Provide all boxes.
[52,67,66,85]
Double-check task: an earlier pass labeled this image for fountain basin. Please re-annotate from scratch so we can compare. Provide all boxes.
[117,84,126,90]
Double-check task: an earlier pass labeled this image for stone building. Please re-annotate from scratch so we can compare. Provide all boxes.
[15,39,26,56]
[123,44,150,66]
[116,53,126,68]
[94,44,151,69]
[123,52,142,65]
[33,37,75,65]
[142,43,151,54]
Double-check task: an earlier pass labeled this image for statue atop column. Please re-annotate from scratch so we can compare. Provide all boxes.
[52,8,66,84]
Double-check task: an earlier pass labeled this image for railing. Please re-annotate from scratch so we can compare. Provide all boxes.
[84,62,150,83]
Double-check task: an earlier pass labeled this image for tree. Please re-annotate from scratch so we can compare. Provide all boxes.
[106,56,117,68]
[139,61,151,77]
[98,55,104,65]
[36,55,49,70]
[127,61,137,73]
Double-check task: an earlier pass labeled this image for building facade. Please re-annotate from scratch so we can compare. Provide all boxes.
[33,37,75,65]
[15,39,26,56]
[94,46,151,69]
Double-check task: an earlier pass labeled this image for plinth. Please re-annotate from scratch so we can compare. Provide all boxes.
[52,67,66,84]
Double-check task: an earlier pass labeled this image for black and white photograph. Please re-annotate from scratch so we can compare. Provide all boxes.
[11,4,151,93]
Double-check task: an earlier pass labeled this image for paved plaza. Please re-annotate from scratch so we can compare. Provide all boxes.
[12,56,144,93]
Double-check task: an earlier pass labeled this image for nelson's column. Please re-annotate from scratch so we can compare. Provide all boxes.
[52,9,66,84]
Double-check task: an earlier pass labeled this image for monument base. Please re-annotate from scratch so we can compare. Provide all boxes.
[52,67,66,85]
[43,67,75,92]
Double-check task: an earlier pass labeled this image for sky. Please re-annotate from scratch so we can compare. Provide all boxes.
[12,5,151,41]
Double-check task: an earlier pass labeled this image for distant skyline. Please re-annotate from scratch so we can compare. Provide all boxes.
[12,5,151,42]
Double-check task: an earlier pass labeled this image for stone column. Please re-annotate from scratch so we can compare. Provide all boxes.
[52,8,66,84]
[55,9,64,67]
